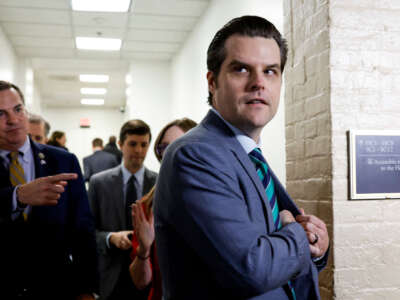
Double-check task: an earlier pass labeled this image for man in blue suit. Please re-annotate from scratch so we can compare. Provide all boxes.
[154,16,329,300]
[0,81,98,299]
[83,138,118,182]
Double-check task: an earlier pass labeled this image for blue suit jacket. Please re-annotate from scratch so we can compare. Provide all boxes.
[0,139,98,299]
[83,150,119,182]
[154,110,327,300]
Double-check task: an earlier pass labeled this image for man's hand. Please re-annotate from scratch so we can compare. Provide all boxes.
[17,173,77,206]
[109,230,133,250]
[296,208,329,258]
[132,203,154,258]
[279,209,296,226]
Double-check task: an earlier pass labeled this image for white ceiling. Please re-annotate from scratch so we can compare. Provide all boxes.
[0,0,210,108]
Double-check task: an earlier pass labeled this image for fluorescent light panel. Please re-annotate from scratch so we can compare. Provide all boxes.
[81,98,104,106]
[80,74,109,83]
[81,88,107,95]
[71,0,131,12]
[76,37,121,51]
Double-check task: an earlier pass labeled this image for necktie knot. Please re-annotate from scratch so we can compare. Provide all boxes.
[9,151,20,161]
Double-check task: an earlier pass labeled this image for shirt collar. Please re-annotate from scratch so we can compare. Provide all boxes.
[0,136,31,162]
[210,108,261,154]
[121,163,145,186]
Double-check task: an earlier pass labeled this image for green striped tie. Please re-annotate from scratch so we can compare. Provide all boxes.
[249,148,296,300]
[9,151,28,222]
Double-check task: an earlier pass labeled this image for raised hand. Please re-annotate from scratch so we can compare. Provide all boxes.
[132,203,154,257]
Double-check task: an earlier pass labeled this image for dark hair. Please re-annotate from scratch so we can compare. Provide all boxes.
[119,119,151,144]
[154,117,197,161]
[0,80,25,103]
[109,135,117,144]
[47,131,65,147]
[206,15,288,105]
[92,138,103,148]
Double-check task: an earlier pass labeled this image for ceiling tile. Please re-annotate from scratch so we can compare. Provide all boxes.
[133,0,208,17]
[11,36,74,48]
[16,46,75,58]
[2,22,72,37]
[74,26,125,39]
[0,0,70,9]
[122,40,179,52]
[121,51,172,60]
[126,28,188,42]
[76,50,122,60]
[0,7,70,24]
[129,14,197,30]
[72,12,128,27]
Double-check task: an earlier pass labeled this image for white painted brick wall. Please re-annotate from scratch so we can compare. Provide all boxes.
[284,0,333,299]
[285,0,400,298]
[331,0,400,299]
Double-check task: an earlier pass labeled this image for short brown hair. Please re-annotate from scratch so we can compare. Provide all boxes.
[154,118,197,161]
[0,80,25,103]
[119,119,151,144]
[92,138,103,148]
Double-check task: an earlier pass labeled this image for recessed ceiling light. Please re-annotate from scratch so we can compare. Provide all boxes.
[81,98,105,106]
[80,74,109,83]
[71,0,131,12]
[76,37,122,51]
[81,87,107,95]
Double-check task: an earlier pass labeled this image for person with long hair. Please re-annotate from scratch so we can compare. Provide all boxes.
[129,118,197,300]
[47,130,68,151]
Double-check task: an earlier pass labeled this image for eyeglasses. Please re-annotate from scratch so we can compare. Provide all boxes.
[156,143,169,158]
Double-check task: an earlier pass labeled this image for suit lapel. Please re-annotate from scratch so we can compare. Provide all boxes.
[268,167,300,216]
[30,141,52,179]
[232,148,275,233]
[202,111,275,233]
[29,141,52,221]
[111,167,126,228]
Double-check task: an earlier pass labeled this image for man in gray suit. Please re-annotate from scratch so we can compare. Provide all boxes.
[154,16,329,299]
[83,138,118,182]
[89,120,157,300]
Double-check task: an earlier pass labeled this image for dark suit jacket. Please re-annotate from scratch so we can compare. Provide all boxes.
[154,110,328,300]
[83,150,119,182]
[88,165,157,299]
[0,139,98,299]
[103,143,122,164]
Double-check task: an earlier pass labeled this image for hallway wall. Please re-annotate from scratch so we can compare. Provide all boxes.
[0,25,19,83]
[169,0,287,181]
[42,106,125,170]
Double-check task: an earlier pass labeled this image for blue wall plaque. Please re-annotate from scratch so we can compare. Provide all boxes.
[349,130,400,199]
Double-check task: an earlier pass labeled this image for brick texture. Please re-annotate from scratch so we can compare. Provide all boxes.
[284,0,333,298]
[285,0,400,299]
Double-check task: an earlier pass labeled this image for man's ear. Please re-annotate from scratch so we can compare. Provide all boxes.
[207,71,216,96]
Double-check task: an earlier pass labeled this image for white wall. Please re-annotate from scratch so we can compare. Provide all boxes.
[0,25,19,83]
[125,60,172,172]
[170,0,286,181]
[0,25,41,111]
[41,107,125,170]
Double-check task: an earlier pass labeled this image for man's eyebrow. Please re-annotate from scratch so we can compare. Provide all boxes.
[227,59,248,67]
[227,60,281,70]
[265,63,281,69]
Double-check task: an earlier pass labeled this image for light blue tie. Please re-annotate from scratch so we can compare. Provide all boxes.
[249,148,296,300]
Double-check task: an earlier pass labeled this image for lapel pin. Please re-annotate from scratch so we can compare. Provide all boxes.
[38,152,46,165]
